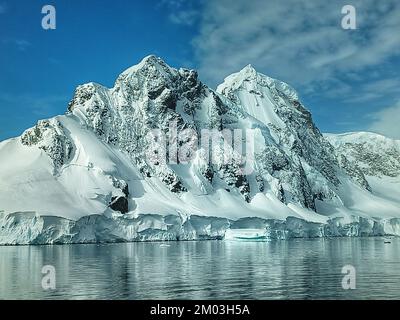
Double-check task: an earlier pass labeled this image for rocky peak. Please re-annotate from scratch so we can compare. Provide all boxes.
[325,132,400,178]
[217,65,299,102]
[237,64,258,80]
[116,55,177,85]
[217,64,341,195]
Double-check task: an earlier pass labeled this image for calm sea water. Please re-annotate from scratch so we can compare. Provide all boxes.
[0,238,399,300]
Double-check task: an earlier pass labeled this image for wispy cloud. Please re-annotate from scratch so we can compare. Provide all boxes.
[160,0,201,26]
[343,78,400,103]
[2,38,32,51]
[0,3,6,14]
[192,0,400,94]
[169,10,199,26]
[0,92,69,140]
[0,93,68,117]
[368,100,400,139]
[14,39,31,51]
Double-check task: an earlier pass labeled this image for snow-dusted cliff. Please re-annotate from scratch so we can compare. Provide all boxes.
[1,56,399,244]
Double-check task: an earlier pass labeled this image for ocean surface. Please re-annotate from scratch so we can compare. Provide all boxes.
[1,238,399,299]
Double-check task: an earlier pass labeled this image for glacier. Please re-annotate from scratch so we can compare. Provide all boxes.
[0,55,399,245]
[1,211,400,245]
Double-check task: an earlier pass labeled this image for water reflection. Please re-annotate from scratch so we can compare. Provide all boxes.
[0,238,399,299]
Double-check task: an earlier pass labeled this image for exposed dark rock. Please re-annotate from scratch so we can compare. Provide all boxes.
[21,119,74,173]
[109,196,129,214]
[202,166,214,183]
[122,184,129,197]
[161,173,187,193]
[255,175,265,192]
[148,85,165,100]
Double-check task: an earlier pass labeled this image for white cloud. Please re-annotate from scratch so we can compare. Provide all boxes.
[14,39,31,51]
[343,78,400,103]
[160,0,187,9]
[169,10,199,25]
[192,0,400,92]
[0,93,68,117]
[0,3,6,14]
[161,0,201,25]
[369,101,400,139]
[2,38,31,51]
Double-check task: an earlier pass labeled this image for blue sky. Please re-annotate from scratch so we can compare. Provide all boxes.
[1,0,399,141]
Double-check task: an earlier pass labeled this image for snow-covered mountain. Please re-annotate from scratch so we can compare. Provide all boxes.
[1,55,400,244]
[325,132,400,179]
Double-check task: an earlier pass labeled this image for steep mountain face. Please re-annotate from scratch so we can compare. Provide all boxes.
[325,132,400,216]
[217,66,342,209]
[325,132,400,178]
[1,56,400,244]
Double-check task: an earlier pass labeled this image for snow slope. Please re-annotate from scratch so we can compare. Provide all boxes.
[324,132,400,221]
[0,56,399,244]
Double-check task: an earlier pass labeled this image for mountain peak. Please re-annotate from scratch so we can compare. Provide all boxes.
[138,54,166,67]
[217,63,275,94]
[241,63,257,73]
[217,64,298,102]
[117,55,176,82]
